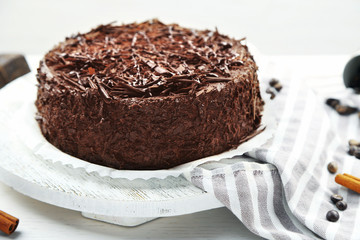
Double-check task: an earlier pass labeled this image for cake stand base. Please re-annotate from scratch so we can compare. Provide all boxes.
[81,212,157,227]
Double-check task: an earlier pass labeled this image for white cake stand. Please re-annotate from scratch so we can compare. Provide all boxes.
[0,73,225,226]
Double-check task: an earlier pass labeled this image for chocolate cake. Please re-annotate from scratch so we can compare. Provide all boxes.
[35,19,264,170]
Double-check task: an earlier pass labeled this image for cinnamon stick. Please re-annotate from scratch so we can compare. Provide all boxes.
[344,173,360,182]
[335,173,360,194]
[0,210,19,235]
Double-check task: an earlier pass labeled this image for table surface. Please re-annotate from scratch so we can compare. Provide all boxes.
[0,181,262,240]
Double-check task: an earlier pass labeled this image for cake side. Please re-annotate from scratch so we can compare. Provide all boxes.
[35,20,263,170]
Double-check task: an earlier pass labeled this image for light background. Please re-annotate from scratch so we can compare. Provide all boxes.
[0,0,359,55]
[0,1,359,239]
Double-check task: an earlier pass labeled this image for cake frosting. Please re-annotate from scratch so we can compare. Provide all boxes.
[35,19,264,170]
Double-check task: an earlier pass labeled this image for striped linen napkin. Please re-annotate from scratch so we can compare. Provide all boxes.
[185,58,360,240]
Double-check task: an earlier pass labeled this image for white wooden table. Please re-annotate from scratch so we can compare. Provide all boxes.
[0,181,261,239]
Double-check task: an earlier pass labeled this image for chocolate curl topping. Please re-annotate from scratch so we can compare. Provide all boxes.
[114,79,146,94]
[95,76,111,99]
[88,77,98,89]
[45,19,253,99]
[140,57,173,77]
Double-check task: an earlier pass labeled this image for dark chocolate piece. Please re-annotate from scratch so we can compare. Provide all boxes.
[0,54,30,88]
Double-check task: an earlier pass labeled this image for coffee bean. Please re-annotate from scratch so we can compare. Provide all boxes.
[266,88,276,100]
[327,161,338,174]
[335,105,347,114]
[336,201,347,211]
[326,98,340,109]
[269,78,279,87]
[330,194,343,204]
[348,146,358,156]
[274,83,282,92]
[349,139,360,147]
[335,105,358,115]
[326,210,340,222]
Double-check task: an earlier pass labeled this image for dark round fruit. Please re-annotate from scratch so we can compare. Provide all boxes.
[326,210,340,222]
[330,194,343,204]
[336,201,348,211]
[343,55,360,88]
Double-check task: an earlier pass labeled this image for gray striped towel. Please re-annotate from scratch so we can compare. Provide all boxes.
[186,62,360,239]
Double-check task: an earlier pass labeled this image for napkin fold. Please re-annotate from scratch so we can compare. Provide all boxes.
[186,73,360,240]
